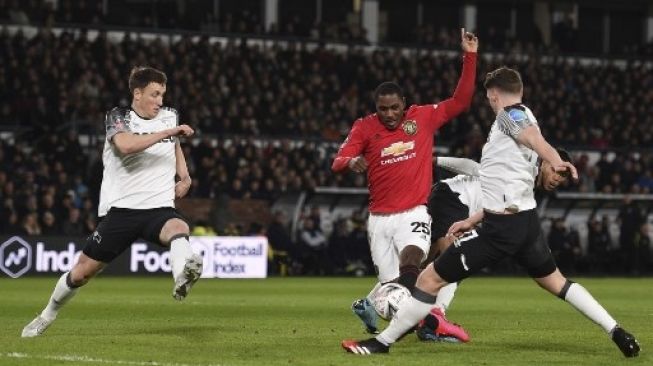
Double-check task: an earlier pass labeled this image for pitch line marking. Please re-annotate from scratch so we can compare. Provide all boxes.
[3,352,226,366]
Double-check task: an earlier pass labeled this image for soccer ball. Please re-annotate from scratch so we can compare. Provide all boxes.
[372,283,411,320]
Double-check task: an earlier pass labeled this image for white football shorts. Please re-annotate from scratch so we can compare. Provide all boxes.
[367,205,431,283]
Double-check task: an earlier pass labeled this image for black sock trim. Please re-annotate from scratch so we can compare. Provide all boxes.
[411,287,437,304]
[557,279,575,300]
[398,265,420,290]
[66,272,81,289]
[169,233,189,244]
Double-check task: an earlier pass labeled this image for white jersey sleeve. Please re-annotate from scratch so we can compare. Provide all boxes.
[437,157,480,176]
[495,105,536,138]
[105,107,131,141]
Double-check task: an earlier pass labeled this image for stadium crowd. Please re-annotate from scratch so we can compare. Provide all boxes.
[2,28,652,148]
[3,0,653,56]
[0,26,651,275]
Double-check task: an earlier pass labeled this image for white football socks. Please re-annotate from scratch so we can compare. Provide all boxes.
[434,282,458,314]
[564,283,618,333]
[170,236,193,280]
[41,272,79,321]
[376,293,434,345]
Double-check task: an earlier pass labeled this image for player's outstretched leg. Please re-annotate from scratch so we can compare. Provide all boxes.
[22,272,81,337]
[352,298,379,334]
[22,254,102,337]
[172,253,203,301]
[536,269,640,357]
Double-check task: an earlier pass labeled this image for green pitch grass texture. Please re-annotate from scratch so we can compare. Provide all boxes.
[1,277,650,366]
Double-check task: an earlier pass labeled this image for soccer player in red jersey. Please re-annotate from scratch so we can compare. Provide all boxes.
[332,29,478,334]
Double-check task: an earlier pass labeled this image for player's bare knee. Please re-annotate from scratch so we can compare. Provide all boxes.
[534,269,567,295]
[70,254,105,286]
[416,263,446,294]
[161,218,189,243]
[69,266,95,286]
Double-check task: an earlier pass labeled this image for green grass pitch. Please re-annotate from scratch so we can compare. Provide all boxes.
[1,276,650,366]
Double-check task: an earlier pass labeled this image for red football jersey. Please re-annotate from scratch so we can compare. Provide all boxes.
[332,52,477,213]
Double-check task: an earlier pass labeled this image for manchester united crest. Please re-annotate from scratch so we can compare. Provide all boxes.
[402,120,417,135]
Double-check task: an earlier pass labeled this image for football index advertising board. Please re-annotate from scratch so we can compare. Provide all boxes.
[0,235,268,278]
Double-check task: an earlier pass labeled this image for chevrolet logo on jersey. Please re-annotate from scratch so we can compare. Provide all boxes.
[381,141,415,157]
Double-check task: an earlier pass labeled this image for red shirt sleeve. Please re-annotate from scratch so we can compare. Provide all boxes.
[429,51,477,130]
[332,118,367,172]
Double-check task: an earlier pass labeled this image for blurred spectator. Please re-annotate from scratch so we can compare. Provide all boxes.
[40,211,59,235]
[20,212,41,235]
[298,217,330,275]
[617,196,644,269]
[266,210,298,275]
[632,223,651,274]
[548,218,581,273]
[345,210,373,275]
[61,207,84,236]
[327,218,351,274]
[586,216,613,273]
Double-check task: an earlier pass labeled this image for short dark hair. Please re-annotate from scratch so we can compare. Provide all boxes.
[483,66,522,94]
[374,81,404,101]
[128,66,167,93]
[556,148,572,163]
[555,148,573,178]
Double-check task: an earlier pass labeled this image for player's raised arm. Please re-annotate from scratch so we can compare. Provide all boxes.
[332,119,367,173]
[430,29,478,126]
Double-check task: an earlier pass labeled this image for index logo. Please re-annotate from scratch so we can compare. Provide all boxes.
[0,236,32,278]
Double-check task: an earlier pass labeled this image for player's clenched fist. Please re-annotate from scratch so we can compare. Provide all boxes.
[348,156,368,173]
[461,28,478,53]
[171,124,194,137]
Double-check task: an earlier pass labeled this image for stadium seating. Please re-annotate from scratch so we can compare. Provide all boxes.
[0,25,651,275]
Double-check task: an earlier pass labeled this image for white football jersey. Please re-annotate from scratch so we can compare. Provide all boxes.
[480,104,539,212]
[98,107,178,217]
[442,174,482,215]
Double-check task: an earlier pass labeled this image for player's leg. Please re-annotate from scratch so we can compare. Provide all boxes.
[22,210,135,337]
[351,214,395,334]
[343,264,448,354]
[519,231,640,357]
[418,236,465,342]
[426,184,469,314]
[395,206,432,291]
[22,254,105,337]
[534,270,640,357]
[152,213,203,300]
[431,235,460,313]
[344,227,501,354]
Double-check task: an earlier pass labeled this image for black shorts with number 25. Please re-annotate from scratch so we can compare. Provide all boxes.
[83,207,186,263]
[434,209,557,282]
